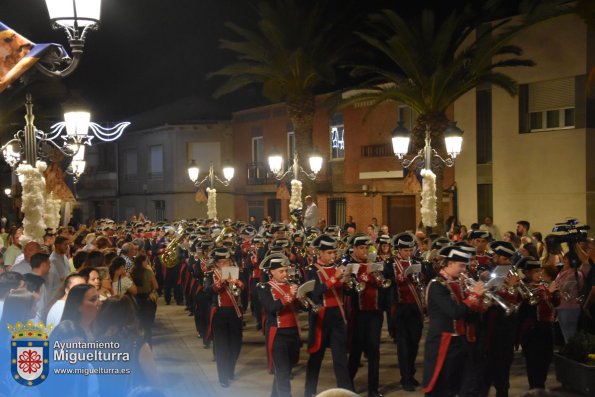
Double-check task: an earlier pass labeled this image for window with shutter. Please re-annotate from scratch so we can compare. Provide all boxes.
[524,77,575,133]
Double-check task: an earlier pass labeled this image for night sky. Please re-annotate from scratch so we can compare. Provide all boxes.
[1,0,524,125]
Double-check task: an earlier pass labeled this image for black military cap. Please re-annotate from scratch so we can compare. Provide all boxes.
[432,237,452,251]
[211,247,231,260]
[349,233,372,247]
[260,254,290,271]
[489,241,516,258]
[439,246,473,263]
[376,235,391,246]
[312,235,338,251]
[516,256,541,270]
[469,230,491,241]
[393,232,416,249]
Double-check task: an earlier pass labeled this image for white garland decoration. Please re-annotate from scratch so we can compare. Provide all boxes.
[17,161,48,244]
[206,187,217,220]
[44,191,61,231]
[420,168,437,228]
[289,179,302,211]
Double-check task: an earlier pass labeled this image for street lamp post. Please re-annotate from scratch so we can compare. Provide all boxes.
[38,0,102,77]
[268,150,323,183]
[392,121,463,229]
[187,161,235,220]
[1,94,130,182]
[267,150,323,223]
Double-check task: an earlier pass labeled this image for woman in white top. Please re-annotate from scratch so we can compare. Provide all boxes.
[110,257,137,296]
[45,273,86,329]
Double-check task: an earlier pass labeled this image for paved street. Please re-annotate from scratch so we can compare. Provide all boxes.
[151,299,581,397]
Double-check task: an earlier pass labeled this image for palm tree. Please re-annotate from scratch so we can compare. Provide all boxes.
[341,0,570,230]
[210,0,361,199]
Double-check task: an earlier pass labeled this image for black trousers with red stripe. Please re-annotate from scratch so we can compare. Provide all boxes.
[304,307,353,397]
[394,302,424,385]
[424,336,469,397]
[271,327,300,397]
[348,310,383,394]
[212,307,243,384]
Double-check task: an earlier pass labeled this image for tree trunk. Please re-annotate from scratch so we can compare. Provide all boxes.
[413,112,449,236]
[287,95,317,201]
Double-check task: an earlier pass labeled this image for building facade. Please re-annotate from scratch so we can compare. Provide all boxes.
[455,13,595,236]
[76,122,234,223]
[231,101,455,233]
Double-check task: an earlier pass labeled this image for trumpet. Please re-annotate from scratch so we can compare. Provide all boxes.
[509,267,539,305]
[292,281,321,313]
[229,280,241,297]
[373,271,392,288]
[460,274,519,316]
[348,273,366,294]
[410,271,426,307]
[297,293,321,313]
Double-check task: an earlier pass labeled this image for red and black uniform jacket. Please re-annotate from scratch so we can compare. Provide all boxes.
[422,271,486,393]
[306,263,347,354]
[518,282,561,338]
[203,269,244,340]
[260,281,301,372]
[386,256,424,314]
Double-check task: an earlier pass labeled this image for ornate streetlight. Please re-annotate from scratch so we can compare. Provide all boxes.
[267,150,323,217]
[187,161,235,220]
[1,94,130,183]
[392,121,463,228]
[38,0,102,77]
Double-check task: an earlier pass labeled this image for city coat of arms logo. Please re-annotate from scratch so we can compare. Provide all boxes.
[8,320,52,386]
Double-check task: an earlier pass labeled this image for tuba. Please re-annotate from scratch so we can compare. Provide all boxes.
[215,225,234,246]
[160,223,187,268]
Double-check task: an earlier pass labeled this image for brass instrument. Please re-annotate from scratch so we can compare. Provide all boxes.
[160,222,187,268]
[215,225,234,246]
[410,271,426,307]
[297,293,320,313]
[373,271,392,288]
[509,267,539,305]
[461,274,518,316]
[229,280,241,297]
[293,279,320,313]
[347,273,366,294]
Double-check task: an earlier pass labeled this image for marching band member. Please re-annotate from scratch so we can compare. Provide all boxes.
[249,235,265,330]
[385,232,424,391]
[479,240,520,397]
[469,230,493,278]
[237,226,257,312]
[260,254,302,397]
[516,256,560,390]
[304,234,354,397]
[196,239,214,348]
[376,235,392,262]
[422,246,487,397]
[204,247,244,388]
[346,233,388,397]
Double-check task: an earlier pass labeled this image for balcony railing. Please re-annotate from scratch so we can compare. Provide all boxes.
[361,143,393,158]
[246,162,272,185]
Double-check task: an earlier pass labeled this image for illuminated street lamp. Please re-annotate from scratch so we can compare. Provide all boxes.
[391,121,463,228]
[268,149,323,220]
[39,0,102,77]
[187,161,234,221]
[187,161,234,188]
[391,121,463,168]
[268,150,323,181]
[1,94,129,183]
